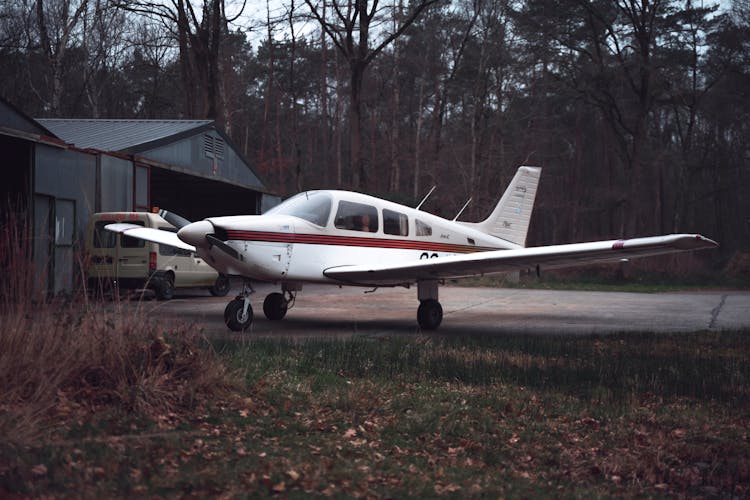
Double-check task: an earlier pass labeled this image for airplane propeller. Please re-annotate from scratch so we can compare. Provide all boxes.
[158,209,192,230]
[206,233,240,259]
[176,220,240,260]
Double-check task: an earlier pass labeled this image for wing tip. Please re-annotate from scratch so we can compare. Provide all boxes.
[687,234,719,250]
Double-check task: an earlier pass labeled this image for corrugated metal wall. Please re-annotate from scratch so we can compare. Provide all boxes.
[34,145,96,293]
[100,155,133,212]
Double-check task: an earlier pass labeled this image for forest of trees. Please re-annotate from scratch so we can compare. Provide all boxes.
[1,0,748,265]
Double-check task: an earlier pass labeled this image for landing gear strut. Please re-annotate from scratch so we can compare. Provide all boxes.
[417,280,443,330]
[224,282,255,331]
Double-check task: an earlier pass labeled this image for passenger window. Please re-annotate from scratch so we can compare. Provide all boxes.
[383,209,408,236]
[416,219,432,237]
[334,201,378,233]
[94,221,117,248]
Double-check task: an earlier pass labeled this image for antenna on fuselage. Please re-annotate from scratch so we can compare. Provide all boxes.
[416,186,436,211]
[452,198,472,221]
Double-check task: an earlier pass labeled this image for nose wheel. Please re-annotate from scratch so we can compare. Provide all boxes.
[224,282,255,331]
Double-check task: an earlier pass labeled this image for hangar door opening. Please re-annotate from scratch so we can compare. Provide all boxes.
[148,166,262,222]
[0,134,32,206]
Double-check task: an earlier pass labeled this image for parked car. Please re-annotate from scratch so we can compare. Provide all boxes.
[85,211,230,299]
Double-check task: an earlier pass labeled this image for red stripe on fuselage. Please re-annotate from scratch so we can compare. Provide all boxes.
[224,230,497,254]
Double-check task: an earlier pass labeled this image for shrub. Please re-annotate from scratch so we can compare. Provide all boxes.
[0,204,239,446]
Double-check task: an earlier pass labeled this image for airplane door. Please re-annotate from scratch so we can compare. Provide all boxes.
[242,222,294,280]
[272,223,293,278]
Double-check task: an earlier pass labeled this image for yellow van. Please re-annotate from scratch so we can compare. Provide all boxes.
[85,212,230,299]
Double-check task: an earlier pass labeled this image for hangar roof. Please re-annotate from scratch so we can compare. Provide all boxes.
[37,118,213,152]
[37,118,267,194]
[1,96,58,139]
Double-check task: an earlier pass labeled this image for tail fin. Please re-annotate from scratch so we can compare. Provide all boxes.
[459,166,541,247]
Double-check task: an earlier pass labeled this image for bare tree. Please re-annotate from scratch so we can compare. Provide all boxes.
[80,0,130,116]
[35,0,89,114]
[303,0,439,189]
[113,0,246,122]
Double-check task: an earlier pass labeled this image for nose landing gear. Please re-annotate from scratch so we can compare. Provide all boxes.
[224,283,299,331]
[224,282,255,331]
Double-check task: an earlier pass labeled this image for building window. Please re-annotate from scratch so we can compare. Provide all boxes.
[54,199,75,246]
[134,165,149,212]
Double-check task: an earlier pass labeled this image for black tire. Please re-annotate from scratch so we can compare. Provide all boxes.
[224,298,253,331]
[417,299,443,330]
[263,292,288,320]
[210,274,231,297]
[154,274,175,301]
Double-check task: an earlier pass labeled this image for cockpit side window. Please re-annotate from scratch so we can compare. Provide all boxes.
[383,209,409,236]
[265,191,332,227]
[415,219,432,237]
[334,201,379,233]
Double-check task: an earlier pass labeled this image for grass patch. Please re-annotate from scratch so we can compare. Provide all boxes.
[4,331,748,498]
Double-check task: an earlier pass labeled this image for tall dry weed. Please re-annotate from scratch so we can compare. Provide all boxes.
[0,204,239,447]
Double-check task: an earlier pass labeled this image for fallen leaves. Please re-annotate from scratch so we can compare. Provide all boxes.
[30,464,47,476]
[4,338,750,499]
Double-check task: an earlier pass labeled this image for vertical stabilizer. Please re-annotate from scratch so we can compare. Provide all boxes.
[460,166,541,247]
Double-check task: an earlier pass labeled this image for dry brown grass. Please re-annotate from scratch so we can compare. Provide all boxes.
[0,205,240,447]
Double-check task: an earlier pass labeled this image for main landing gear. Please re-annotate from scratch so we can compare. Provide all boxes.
[224,281,444,331]
[417,280,443,330]
[263,290,295,320]
[224,283,298,331]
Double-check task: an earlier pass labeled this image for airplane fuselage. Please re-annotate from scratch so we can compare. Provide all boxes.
[181,190,519,286]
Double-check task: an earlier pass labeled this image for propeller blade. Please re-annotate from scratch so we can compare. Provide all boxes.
[176,220,239,260]
[158,209,192,230]
[206,234,240,260]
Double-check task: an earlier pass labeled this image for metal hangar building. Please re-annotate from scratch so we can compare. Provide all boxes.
[0,96,270,294]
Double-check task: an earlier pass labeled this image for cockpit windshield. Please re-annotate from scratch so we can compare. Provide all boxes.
[265,191,333,227]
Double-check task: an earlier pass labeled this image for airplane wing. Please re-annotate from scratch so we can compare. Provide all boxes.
[104,223,197,252]
[323,234,718,286]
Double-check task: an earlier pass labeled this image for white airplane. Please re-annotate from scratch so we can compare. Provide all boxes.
[105,166,717,331]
